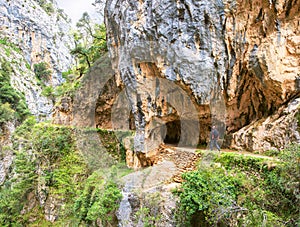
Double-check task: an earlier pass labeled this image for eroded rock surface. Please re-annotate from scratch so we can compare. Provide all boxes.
[105,0,300,153]
[0,0,75,85]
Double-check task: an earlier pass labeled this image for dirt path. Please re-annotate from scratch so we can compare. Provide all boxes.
[153,145,279,183]
[174,146,278,160]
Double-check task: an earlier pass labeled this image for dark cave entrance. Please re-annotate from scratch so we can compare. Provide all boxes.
[163,120,181,146]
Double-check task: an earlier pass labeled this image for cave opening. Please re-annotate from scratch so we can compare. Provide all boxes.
[163,120,181,146]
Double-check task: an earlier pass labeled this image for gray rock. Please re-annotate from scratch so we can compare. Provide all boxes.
[105,0,227,151]
[0,0,75,86]
[105,0,300,152]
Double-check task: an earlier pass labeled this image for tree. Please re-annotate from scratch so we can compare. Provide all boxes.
[71,12,107,75]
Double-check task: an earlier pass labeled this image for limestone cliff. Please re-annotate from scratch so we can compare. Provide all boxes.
[0,0,75,86]
[0,44,53,118]
[104,0,300,152]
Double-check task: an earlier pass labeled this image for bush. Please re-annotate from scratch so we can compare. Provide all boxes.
[0,59,30,123]
[176,148,300,226]
[0,103,15,124]
[175,166,239,226]
[74,170,122,226]
[33,62,51,82]
[3,122,87,225]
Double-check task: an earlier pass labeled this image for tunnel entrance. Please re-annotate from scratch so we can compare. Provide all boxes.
[163,120,181,146]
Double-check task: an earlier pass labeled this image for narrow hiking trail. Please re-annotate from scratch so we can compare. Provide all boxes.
[152,145,279,183]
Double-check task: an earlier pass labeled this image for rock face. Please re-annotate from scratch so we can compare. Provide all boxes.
[52,54,118,127]
[0,45,53,117]
[0,0,75,86]
[223,0,300,132]
[230,97,300,151]
[105,0,300,153]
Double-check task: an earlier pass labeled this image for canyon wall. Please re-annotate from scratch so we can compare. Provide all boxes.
[0,0,75,86]
[104,0,300,152]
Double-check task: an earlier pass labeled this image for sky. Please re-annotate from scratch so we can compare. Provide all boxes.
[56,0,101,26]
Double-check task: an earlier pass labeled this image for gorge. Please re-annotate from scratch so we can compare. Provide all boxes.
[0,0,299,226]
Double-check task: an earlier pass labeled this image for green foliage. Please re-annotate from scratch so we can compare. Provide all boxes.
[25,62,31,70]
[33,62,52,82]
[0,102,15,124]
[30,123,75,160]
[0,59,30,124]
[97,128,133,162]
[43,3,54,14]
[71,12,107,74]
[0,38,21,53]
[1,119,134,225]
[215,152,266,171]
[217,148,299,226]
[176,147,300,226]
[41,69,81,102]
[0,121,88,225]
[74,170,122,226]
[0,149,37,226]
[36,0,54,14]
[175,166,238,226]
[41,85,55,100]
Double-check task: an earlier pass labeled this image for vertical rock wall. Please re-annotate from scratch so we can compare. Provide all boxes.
[105,0,227,152]
[0,0,75,86]
[105,0,300,152]
[224,0,300,132]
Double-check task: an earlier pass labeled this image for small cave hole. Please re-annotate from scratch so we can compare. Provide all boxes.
[163,120,181,146]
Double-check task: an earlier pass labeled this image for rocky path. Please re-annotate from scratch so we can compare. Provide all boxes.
[151,145,279,183]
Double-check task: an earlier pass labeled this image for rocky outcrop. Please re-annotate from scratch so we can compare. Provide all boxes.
[230,97,300,151]
[52,54,118,127]
[105,0,300,153]
[0,0,75,86]
[224,0,300,132]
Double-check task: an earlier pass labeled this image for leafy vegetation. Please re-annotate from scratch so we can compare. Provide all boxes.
[35,0,54,14]
[71,12,107,75]
[41,73,81,101]
[0,38,21,54]
[33,61,52,83]
[74,170,122,226]
[175,166,239,226]
[97,128,133,162]
[0,118,134,226]
[175,147,300,226]
[0,59,30,125]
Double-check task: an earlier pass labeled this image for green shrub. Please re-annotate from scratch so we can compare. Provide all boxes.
[176,148,300,226]
[175,166,239,226]
[33,62,51,82]
[74,170,122,226]
[0,38,21,53]
[0,103,15,124]
[0,59,30,123]
[43,3,54,14]
[36,0,54,15]
[41,85,55,100]
[2,122,88,225]
[0,149,37,226]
